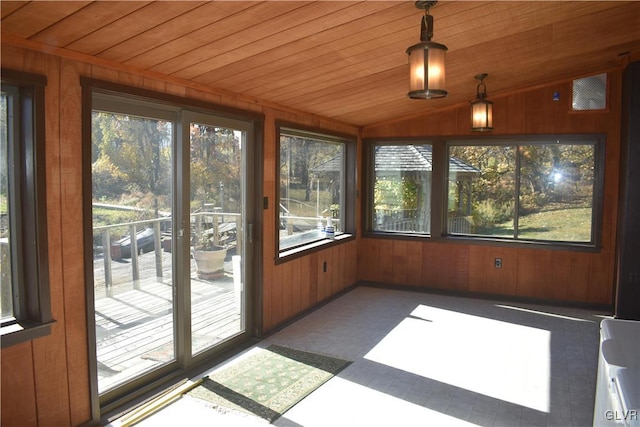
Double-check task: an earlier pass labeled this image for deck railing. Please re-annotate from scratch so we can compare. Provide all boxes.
[280,213,340,235]
[93,212,240,297]
[374,209,474,234]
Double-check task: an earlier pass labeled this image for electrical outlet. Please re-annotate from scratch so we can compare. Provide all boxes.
[495,258,502,269]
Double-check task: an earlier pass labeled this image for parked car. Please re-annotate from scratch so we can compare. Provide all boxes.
[110,227,155,260]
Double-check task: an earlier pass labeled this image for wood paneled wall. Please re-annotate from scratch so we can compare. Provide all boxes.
[361,72,623,306]
[261,109,360,333]
[0,43,359,426]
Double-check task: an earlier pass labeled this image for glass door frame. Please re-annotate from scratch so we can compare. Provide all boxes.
[178,110,255,367]
[82,80,262,420]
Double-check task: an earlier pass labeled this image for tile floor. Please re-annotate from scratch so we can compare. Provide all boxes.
[120,285,610,427]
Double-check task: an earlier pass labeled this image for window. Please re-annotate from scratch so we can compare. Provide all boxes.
[277,126,355,257]
[1,69,52,347]
[371,144,433,234]
[365,137,603,248]
[447,138,602,245]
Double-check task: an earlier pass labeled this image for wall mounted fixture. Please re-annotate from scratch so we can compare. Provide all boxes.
[470,73,493,131]
[406,1,447,99]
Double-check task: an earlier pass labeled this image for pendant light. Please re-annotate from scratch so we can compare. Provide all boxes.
[406,1,447,99]
[470,73,493,131]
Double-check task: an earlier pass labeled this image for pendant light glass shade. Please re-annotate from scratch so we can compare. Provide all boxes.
[407,2,447,99]
[470,73,493,131]
[407,41,447,99]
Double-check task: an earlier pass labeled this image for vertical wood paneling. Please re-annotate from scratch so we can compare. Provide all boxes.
[516,249,550,298]
[468,246,518,296]
[281,260,293,321]
[332,245,341,293]
[59,58,92,426]
[290,257,302,316]
[523,87,548,134]
[327,246,336,298]
[358,238,376,281]
[490,96,508,135]
[420,243,438,287]
[165,82,187,98]
[347,241,358,285]
[0,43,25,69]
[378,240,394,284]
[329,246,338,294]
[90,64,119,82]
[588,251,613,304]
[308,252,319,305]
[405,240,422,286]
[271,264,283,331]
[31,51,72,427]
[316,250,329,302]
[345,242,356,289]
[391,240,408,285]
[143,77,166,93]
[299,256,311,311]
[333,245,348,293]
[505,92,526,134]
[435,243,469,290]
[551,254,573,301]
[565,252,592,302]
[262,108,277,331]
[0,343,38,427]
[116,70,144,88]
[333,245,342,293]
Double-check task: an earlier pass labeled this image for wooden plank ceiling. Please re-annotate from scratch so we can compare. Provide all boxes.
[2,1,640,127]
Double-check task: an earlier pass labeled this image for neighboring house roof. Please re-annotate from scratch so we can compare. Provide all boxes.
[375,145,479,176]
[310,155,344,173]
[310,145,479,177]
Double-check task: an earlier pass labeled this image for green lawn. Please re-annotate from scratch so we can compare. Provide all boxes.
[477,206,592,242]
[282,188,335,218]
[517,206,592,241]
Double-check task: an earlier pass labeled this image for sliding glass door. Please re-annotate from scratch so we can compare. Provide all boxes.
[185,112,248,357]
[91,104,176,394]
[89,93,254,406]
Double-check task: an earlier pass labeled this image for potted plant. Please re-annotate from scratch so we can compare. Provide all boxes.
[192,231,227,280]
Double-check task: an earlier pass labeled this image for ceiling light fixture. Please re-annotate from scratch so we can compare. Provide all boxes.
[470,73,493,131]
[407,1,448,99]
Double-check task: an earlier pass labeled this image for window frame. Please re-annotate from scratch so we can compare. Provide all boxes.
[365,140,436,237]
[445,136,605,248]
[363,135,605,251]
[275,123,356,262]
[81,78,264,418]
[1,68,53,348]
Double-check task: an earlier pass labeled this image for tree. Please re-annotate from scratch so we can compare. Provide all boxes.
[91,112,172,215]
[190,124,241,213]
[279,136,340,203]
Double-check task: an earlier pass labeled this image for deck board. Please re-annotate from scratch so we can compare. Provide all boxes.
[93,250,243,393]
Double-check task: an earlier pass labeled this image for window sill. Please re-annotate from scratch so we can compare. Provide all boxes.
[277,233,354,263]
[1,319,55,348]
[362,231,600,252]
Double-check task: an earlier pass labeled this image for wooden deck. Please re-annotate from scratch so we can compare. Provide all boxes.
[93,251,242,393]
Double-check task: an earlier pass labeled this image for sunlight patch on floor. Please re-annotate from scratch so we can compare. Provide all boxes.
[364,304,551,413]
[284,376,482,427]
